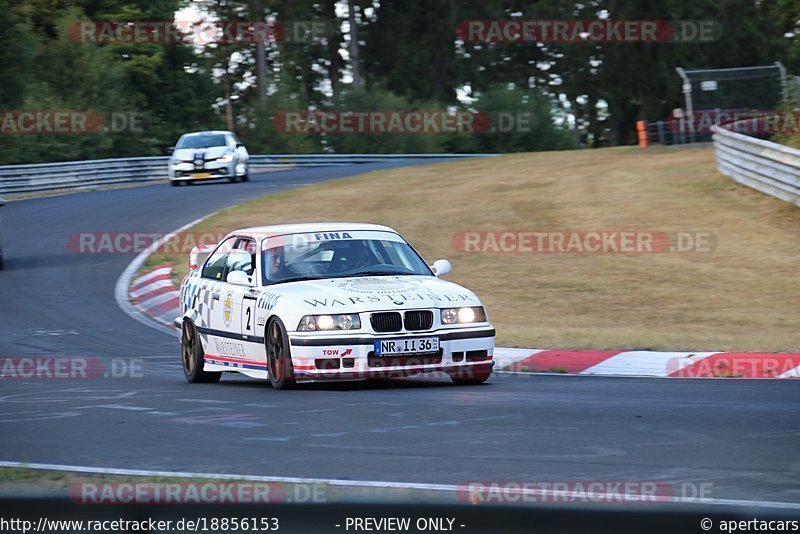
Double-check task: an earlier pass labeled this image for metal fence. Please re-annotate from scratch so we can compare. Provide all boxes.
[644,120,710,145]
[711,124,800,207]
[0,154,495,195]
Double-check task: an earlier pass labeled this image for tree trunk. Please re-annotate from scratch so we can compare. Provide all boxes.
[348,0,362,87]
[223,65,234,131]
[253,0,267,103]
[325,0,341,95]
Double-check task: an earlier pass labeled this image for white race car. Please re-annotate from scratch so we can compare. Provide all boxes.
[176,223,495,389]
[168,130,249,186]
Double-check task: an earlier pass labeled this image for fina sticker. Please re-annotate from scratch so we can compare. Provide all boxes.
[313,232,353,240]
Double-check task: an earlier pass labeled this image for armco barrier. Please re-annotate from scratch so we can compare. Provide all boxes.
[0,154,494,195]
[711,124,800,207]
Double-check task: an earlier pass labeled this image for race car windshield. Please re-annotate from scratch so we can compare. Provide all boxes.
[262,238,432,284]
[176,134,227,149]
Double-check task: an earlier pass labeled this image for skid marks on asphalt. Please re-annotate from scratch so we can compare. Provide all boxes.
[242,417,488,444]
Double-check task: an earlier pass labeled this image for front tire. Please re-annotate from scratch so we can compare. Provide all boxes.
[182,321,221,383]
[266,318,295,390]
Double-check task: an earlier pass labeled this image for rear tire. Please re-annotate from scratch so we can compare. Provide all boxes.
[266,318,295,390]
[182,321,221,383]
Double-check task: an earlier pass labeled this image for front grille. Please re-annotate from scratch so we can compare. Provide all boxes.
[371,312,402,332]
[404,310,433,331]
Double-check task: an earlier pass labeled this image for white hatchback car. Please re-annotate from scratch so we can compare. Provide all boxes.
[176,223,495,389]
[168,131,249,186]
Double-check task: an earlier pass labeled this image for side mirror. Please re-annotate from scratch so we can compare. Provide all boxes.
[167,146,175,154]
[227,270,252,287]
[431,259,451,277]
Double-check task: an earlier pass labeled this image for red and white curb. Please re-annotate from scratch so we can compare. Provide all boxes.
[129,263,180,329]
[493,349,800,379]
[127,265,800,380]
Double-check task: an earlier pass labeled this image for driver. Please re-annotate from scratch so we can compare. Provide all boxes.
[333,241,378,272]
[267,247,293,280]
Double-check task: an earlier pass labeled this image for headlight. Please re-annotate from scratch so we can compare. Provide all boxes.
[440,306,486,325]
[216,153,234,163]
[297,314,361,331]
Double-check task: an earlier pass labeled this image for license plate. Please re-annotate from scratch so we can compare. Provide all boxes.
[375,337,439,356]
[191,173,212,179]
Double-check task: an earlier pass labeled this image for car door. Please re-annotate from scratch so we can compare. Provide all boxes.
[208,237,260,365]
[224,237,258,340]
[197,236,237,338]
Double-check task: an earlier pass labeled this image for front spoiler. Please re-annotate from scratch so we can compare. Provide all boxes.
[292,361,494,382]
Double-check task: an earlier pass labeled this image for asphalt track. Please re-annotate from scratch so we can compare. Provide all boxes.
[0,163,798,507]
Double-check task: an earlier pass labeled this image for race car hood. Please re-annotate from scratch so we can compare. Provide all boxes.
[267,275,482,314]
[172,146,229,162]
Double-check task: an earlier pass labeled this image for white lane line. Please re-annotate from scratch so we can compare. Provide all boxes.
[0,461,799,510]
[114,213,217,337]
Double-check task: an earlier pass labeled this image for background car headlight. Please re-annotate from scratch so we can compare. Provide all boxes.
[216,153,234,163]
[297,314,361,331]
[440,306,486,325]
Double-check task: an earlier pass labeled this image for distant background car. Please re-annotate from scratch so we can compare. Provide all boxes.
[168,131,249,186]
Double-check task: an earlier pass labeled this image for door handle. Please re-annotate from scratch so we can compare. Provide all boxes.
[212,293,220,301]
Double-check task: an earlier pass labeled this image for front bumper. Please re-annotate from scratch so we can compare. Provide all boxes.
[169,160,245,181]
[288,327,495,381]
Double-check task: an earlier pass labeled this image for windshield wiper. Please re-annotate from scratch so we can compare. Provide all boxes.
[271,275,328,284]
[351,270,412,277]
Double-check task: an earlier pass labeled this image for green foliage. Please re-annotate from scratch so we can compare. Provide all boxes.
[322,87,443,154]
[444,87,573,154]
[240,91,321,154]
[0,0,797,164]
[0,0,217,163]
